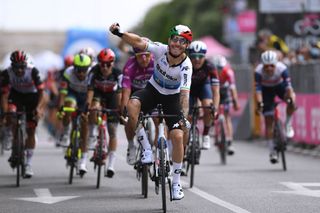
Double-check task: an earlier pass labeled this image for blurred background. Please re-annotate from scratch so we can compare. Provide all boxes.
[1,0,319,147]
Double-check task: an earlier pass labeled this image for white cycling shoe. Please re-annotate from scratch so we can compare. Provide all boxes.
[126,144,137,165]
[141,149,153,164]
[24,164,34,178]
[172,183,184,200]
[202,135,211,150]
[286,124,294,138]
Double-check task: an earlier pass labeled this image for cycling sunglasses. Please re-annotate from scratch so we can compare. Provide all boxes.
[190,54,205,60]
[12,64,26,69]
[135,52,151,57]
[264,64,275,69]
[100,62,113,68]
[75,67,88,73]
[170,36,188,45]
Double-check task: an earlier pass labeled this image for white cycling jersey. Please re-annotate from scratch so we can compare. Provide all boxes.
[146,41,192,95]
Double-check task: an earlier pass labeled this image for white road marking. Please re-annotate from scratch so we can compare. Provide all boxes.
[274,182,320,198]
[181,180,252,213]
[13,188,79,204]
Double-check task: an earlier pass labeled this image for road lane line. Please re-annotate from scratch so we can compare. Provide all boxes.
[181,180,251,213]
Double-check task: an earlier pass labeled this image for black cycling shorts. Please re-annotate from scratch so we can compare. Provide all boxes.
[130,83,182,131]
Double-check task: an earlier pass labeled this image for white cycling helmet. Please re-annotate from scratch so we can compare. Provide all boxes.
[188,41,207,56]
[261,50,278,65]
[212,55,227,69]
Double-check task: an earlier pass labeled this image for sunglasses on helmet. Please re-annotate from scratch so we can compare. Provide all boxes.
[170,36,188,45]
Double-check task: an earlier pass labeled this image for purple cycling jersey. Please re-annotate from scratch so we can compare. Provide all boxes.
[122,56,154,91]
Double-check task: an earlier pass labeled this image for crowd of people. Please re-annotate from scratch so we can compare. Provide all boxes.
[0,23,297,201]
[255,29,320,66]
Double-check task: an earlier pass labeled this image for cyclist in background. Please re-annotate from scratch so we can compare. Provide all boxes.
[86,48,122,178]
[1,50,46,178]
[121,38,155,165]
[212,55,239,155]
[187,41,220,150]
[255,50,296,163]
[57,53,91,175]
[109,23,192,200]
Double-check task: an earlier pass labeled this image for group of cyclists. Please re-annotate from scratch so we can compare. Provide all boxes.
[0,22,296,201]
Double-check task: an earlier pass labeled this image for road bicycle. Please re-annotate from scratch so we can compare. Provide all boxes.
[273,101,289,171]
[185,102,215,188]
[89,108,118,188]
[61,106,83,184]
[138,104,185,213]
[214,104,228,165]
[4,107,27,187]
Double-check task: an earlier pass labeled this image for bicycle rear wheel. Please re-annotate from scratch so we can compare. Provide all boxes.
[159,138,167,212]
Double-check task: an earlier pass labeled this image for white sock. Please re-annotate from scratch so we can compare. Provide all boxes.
[108,151,116,169]
[285,115,292,126]
[128,140,134,148]
[167,139,173,159]
[136,128,151,150]
[89,124,97,137]
[172,162,182,184]
[26,149,34,166]
[267,139,275,153]
[80,152,88,164]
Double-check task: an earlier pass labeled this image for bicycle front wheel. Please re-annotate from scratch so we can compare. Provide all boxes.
[69,130,80,184]
[16,127,24,187]
[159,137,167,212]
[217,119,227,165]
[189,126,199,188]
[141,164,149,198]
[274,121,287,171]
[96,127,106,188]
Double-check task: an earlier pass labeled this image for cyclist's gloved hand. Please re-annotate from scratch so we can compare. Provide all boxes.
[109,23,123,37]
[56,106,65,120]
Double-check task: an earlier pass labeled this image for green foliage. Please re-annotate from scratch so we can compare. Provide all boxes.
[135,0,225,43]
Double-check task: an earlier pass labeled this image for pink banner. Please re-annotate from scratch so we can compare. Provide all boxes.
[292,94,320,144]
[236,10,256,33]
[269,94,320,144]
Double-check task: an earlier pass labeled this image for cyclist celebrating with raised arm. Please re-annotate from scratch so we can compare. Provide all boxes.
[187,41,220,150]
[120,39,155,165]
[255,50,296,163]
[109,23,192,200]
[86,48,123,178]
[1,50,46,178]
[57,53,91,176]
[212,55,239,155]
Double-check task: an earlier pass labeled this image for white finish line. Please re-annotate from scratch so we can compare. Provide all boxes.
[181,181,251,213]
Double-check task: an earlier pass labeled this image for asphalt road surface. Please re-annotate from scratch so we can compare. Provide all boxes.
[0,124,320,213]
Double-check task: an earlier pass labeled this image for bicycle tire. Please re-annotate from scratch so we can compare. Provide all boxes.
[189,125,198,188]
[16,127,24,187]
[274,120,287,171]
[159,137,167,212]
[219,119,227,165]
[96,128,104,188]
[68,130,79,184]
[142,164,148,198]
